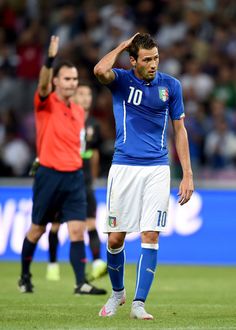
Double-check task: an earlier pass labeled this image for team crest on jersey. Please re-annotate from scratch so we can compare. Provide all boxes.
[108,216,117,228]
[158,87,169,102]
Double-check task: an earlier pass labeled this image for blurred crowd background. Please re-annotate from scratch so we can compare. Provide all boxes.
[0,0,236,180]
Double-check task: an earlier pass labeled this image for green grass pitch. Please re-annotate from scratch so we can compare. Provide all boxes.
[0,262,235,330]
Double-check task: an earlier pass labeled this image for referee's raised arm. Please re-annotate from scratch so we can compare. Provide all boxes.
[38,35,59,98]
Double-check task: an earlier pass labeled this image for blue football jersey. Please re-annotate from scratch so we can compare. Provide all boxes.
[107,68,185,166]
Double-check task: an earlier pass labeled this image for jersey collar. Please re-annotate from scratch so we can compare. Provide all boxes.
[130,69,159,86]
[52,91,73,108]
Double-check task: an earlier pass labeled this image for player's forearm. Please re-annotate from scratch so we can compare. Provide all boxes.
[38,66,53,96]
[38,36,59,97]
[95,43,126,72]
[174,127,193,178]
[94,43,127,83]
[94,33,139,84]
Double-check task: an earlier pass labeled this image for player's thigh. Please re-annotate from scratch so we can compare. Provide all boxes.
[105,165,144,233]
[32,166,62,226]
[60,169,87,222]
[67,220,85,241]
[141,165,170,232]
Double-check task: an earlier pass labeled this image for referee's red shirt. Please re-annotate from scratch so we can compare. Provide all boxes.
[34,91,84,171]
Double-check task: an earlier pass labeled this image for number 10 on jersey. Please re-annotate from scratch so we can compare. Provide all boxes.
[127,86,143,105]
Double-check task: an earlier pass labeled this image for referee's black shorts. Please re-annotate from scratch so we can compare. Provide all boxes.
[32,165,87,225]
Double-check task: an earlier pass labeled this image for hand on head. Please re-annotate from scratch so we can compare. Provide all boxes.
[121,33,140,50]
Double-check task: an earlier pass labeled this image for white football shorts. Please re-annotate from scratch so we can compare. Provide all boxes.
[104,164,170,233]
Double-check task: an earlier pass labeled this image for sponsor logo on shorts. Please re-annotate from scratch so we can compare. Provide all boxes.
[108,216,117,228]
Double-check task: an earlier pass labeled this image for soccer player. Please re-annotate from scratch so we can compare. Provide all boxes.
[74,83,107,280]
[18,35,106,295]
[46,83,107,282]
[94,33,194,319]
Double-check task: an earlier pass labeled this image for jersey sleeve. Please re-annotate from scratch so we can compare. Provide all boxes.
[169,78,185,120]
[107,68,127,91]
[34,90,51,112]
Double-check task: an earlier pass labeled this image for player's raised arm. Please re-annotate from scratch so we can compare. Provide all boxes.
[172,119,194,205]
[94,33,139,85]
[38,35,59,97]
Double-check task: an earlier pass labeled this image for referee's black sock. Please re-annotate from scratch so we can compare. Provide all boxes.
[88,229,101,260]
[70,241,86,285]
[48,230,59,263]
[21,237,37,276]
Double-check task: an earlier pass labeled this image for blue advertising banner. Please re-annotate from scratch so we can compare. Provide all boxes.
[0,186,235,265]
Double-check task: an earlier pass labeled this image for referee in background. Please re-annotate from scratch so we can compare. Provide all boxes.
[18,35,106,295]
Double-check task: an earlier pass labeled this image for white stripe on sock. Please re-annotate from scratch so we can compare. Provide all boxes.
[107,243,125,255]
[134,254,143,299]
[141,243,159,250]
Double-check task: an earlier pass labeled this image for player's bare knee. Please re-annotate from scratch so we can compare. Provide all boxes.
[67,221,85,241]
[69,228,83,241]
[51,222,60,233]
[141,231,159,244]
[108,233,125,249]
[86,218,96,231]
[27,224,46,242]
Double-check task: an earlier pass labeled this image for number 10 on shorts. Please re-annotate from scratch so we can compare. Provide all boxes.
[157,210,167,227]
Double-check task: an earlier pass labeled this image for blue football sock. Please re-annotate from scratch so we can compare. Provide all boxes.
[107,244,125,291]
[134,243,158,302]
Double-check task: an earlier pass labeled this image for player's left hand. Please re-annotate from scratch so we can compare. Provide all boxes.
[177,175,194,205]
[120,33,140,50]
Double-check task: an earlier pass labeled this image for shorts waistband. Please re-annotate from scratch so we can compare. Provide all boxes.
[40,165,82,174]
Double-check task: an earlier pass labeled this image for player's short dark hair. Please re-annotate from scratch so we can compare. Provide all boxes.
[78,80,92,89]
[128,33,158,60]
[53,60,78,77]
